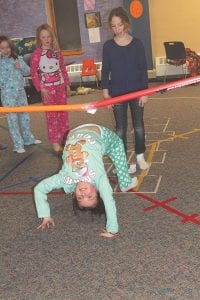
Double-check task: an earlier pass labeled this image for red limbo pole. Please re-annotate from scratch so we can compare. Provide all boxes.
[0,76,199,113]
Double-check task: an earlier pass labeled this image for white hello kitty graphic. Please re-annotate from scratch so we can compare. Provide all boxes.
[39,49,64,86]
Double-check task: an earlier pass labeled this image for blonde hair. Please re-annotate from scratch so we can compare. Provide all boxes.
[108,7,130,32]
[36,23,59,51]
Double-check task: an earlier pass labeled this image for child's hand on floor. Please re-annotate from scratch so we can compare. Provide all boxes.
[100,229,118,238]
[37,217,55,231]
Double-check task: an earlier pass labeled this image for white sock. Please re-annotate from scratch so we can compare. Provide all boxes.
[121,177,138,192]
[128,163,137,174]
[136,153,149,170]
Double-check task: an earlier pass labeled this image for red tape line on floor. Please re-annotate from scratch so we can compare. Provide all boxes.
[134,191,200,225]
[1,189,200,226]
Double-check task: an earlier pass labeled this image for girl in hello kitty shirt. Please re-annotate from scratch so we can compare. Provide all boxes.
[31,24,71,153]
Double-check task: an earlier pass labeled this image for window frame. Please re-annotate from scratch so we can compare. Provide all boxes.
[45,0,83,56]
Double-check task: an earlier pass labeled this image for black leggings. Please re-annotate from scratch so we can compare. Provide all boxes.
[113,98,146,154]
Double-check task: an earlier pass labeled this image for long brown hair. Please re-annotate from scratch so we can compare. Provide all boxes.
[0,35,18,59]
[108,6,130,32]
[36,23,59,51]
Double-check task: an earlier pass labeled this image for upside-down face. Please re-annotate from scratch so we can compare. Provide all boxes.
[75,182,97,208]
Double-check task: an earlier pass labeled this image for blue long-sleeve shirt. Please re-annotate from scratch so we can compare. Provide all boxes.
[101,37,148,97]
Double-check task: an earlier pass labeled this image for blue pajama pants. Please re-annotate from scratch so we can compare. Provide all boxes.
[1,89,35,150]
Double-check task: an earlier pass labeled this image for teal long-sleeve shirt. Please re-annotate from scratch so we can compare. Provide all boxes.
[34,127,118,233]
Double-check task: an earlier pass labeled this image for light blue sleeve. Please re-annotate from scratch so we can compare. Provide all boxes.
[34,174,67,218]
[98,175,118,233]
[18,56,30,76]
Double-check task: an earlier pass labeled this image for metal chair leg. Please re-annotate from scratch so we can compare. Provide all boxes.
[164,65,167,82]
[96,75,99,88]
[183,64,187,78]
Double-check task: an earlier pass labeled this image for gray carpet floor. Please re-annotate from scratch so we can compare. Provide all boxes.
[0,82,200,300]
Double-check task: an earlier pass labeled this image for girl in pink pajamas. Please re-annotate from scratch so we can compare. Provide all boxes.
[31,24,71,153]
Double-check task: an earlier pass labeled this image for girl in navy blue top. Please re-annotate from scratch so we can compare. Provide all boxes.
[101,7,149,171]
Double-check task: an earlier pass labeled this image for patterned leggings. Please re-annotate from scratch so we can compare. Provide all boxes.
[43,85,69,144]
[101,126,132,190]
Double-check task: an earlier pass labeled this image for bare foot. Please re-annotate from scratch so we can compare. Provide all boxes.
[53,143,63,153]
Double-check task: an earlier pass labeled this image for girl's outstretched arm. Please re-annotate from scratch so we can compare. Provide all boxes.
[98,176,119,234]
[34,174,64,222]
